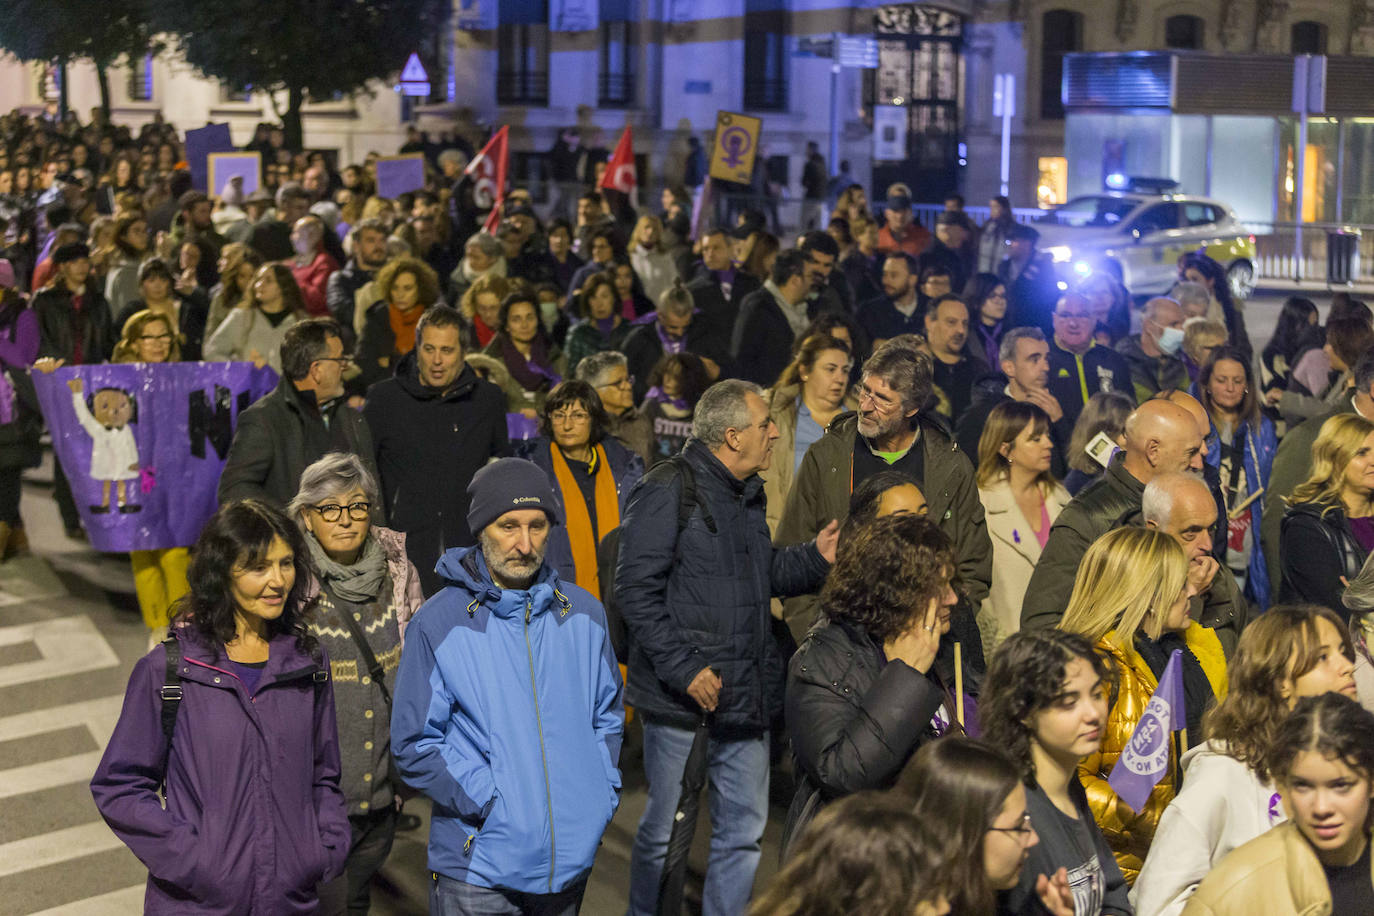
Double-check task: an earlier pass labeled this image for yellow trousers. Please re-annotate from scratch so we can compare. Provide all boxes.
[130,548,191,630]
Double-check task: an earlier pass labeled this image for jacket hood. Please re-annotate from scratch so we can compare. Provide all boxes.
[432,544,572,620]
[393,349,481,402]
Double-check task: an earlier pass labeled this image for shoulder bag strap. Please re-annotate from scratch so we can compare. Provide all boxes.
[335,606,392,708]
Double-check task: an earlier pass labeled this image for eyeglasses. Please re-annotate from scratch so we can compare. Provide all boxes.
[311,502,370,522]
[551,409,591,424]
[987,812,1035,841]
[138,333,173,342]
[596,375,634,390]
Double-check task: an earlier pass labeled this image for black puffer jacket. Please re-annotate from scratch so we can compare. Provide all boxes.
[362,352,510,595]
[1021,454,1145,630]
[1279,501,1368,619]
[615,438,829,733]
[781,618,978,858]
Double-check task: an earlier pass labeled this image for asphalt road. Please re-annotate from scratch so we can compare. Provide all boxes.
[0,283,1347,915]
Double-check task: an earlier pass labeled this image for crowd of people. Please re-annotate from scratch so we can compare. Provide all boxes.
[0,106,1360,914]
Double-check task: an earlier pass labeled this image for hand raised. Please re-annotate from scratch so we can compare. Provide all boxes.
[882,598,941,674]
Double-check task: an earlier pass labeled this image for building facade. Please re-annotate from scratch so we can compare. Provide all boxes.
[0,0,1370,215]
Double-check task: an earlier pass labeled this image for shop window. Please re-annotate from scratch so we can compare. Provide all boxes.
[1164,15,1204,50]
[1037,156,1067,207]
[1040,10,1082,120]
[1291,21,1327,55]
[497,0,549,105]
[599,0,635,107]
[744,0,787,111]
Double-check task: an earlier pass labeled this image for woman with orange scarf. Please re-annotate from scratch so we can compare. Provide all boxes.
[518,379,644,595]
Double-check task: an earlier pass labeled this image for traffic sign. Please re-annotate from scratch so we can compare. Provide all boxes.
[398,52,430,97]
[709,111,762,185]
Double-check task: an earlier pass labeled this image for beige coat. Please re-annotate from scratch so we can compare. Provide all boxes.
[976,477,1070,655]
[1182,821,1372,915]
[761,383,857,535]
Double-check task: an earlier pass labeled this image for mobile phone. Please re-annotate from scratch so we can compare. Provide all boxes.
[1085,431,1122,470]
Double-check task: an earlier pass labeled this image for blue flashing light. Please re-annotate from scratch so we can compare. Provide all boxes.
[1073,261,1093,277]
[1105,172,1128,190]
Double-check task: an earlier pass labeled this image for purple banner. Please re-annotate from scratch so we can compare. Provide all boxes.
[375,155,426,199]
[185,123,236,193]
[34,362,279,551]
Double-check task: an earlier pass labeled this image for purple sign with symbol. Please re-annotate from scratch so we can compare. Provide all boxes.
[34,362,279,551]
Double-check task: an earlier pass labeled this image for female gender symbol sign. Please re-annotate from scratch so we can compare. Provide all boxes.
[719,126,753,168]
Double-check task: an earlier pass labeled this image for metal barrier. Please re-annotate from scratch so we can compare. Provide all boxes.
[1243,222,1374,285]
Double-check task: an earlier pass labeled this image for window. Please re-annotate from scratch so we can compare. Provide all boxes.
[1164,15,1204,50]
[599,0,635,106]
[497,0,549,105]
[1037,157,1068,207]
[127,53,153,102]
[1040,10,1083,120]
[1131,203,1178,236]
[220,84,253,103]
[744,0,787,111]
[1183,202,1221,227]
[1292,21,1327,55]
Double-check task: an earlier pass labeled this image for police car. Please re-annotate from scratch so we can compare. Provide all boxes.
[1033,179,1257,300]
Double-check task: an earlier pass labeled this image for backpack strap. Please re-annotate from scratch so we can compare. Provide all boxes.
[160,635,182,744]
[664,455,716,534]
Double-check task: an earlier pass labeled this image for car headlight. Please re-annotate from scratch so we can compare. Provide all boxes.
[1072,260,1093,277]
[1046,245,1073,263]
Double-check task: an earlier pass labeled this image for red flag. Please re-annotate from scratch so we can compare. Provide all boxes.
[600,126,636,194]
[464,126,509,234]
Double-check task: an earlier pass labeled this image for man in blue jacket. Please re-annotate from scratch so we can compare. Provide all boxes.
[391,457,624,915]
[618,379,839,916]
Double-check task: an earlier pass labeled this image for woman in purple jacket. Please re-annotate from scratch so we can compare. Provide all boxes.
[91,499,350,914]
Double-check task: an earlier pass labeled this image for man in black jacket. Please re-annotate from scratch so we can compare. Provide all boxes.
[362,305,509,594]
[218,318,377,512]
[954,326,1070,474]
[1021,397,1204,629]
[325,219,389,346]
[730,250,813,386]
[620,286,722,402]
[687,228,761,362]
[618,379,837,916]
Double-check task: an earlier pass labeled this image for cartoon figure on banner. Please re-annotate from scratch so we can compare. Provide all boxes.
[67,378,145,514]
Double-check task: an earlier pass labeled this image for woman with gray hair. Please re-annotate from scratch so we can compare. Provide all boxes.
[448,231,507,303]
[1342,552,1374,713]
[288,451,426,915]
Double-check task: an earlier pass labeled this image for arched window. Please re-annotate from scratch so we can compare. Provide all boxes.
[1292,21,1327,54]
[1164,14,1204,49]
[1041,9,1084,120]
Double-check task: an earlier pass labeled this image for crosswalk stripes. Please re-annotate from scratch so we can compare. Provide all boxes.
[0,584,149,914]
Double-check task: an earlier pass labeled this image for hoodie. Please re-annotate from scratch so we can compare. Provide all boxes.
[1133,741,1286,916]
[390,546,624,894]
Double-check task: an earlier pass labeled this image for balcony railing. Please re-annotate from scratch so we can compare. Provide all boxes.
[496,71,549,105]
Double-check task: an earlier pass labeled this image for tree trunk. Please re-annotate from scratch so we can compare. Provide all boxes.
[95,61,111,122]
[282,84,305,152]
[57,59,69,121]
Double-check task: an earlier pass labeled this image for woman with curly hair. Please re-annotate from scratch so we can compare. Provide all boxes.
[1183,693,1374,915]
[781,513,970,858]
[1133,605,1357,915]
[640,351,712,466]
[355,256,442,391]
[91,500,350,912]
[458,272,511,349]
[981,629,1130,915]
[750,791,951,916]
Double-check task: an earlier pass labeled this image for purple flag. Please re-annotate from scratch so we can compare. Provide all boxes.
[33,362,278,552]
[506,412,539,441]
[1108,648,1187,812]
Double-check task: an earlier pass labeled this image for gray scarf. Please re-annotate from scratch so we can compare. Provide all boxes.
[306,529,388,604]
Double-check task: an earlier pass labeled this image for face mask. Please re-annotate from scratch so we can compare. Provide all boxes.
[539,299,559,330]
[1155,324,1184,355]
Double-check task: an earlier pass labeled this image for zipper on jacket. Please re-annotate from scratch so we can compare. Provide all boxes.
[524,598,557,892]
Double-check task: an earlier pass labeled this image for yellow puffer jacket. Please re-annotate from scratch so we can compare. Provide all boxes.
[1079,623,1228,884]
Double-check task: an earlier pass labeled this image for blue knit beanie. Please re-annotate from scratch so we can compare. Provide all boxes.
[466,457,562,535]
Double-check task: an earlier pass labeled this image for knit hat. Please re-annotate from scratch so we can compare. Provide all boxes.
[466,458,562,534]
[52,242,91,266]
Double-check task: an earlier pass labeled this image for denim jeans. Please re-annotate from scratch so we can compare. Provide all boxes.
[627,722,770,916]
[430,873,586,916]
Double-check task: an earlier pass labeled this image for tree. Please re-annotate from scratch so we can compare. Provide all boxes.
[148,0,448,150]
[0,0,158,120]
